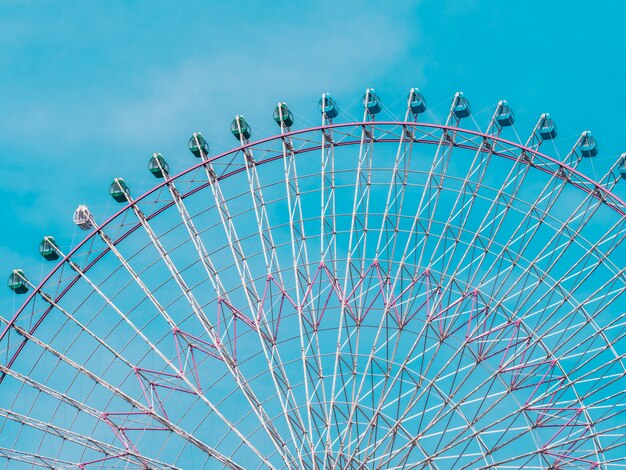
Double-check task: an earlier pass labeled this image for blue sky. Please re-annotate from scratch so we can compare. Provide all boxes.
[1,2,625,467]
[1,0,625,300]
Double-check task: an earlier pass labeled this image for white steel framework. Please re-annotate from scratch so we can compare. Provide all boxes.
[2,89,625,469]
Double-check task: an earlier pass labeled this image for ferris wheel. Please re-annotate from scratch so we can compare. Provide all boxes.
[2,87,626,469]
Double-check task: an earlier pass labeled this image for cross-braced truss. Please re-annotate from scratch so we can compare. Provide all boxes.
[1,92,625,469]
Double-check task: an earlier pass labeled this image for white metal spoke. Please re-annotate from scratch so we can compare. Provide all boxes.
[156,156,313,467]
[3,108,624,469]
[325,90,379,467]
[110,183,295,468]
[4,274,248,469]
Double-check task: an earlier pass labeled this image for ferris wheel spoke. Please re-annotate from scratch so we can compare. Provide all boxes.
[319,93,339,278]
[430,366,595,468]
[197,139,319,467]
[366,346,499,466]
[236,127,283,280]
[150,153,313,468]
[419,365,500,458]
[503,232,626,372]
[352,321,456,462]
[412,106,508,293]
[364,378,471,466]
[4,111,624,468]
[314,97,340,459]
[504,209,624,322]
[358,283,560,465]
[405,93,476,276]
[429,375,554,457]
[343,268,496,464]
[276,111,332,466]
[382,376,575,470]
[539,303,626,388]
[471,189,626,379]
[600,153,626,193]
[374,90,425,279]
[550,280,626,381]
[324,89,380,467]
[357,340,445,462]
[0,408,180,469]
[375,382,500,469]
[340,269,444,466]
[424,116,574,296]
[473,183,598,309]
[0,360,231,469]
[5,301,248,469]
[454,235,623,410]
[69,207,281,467]
[0,279,229,467]
[422,160,534,307]
[458,130,597,295]
[469,422,600,470]
[389,322,600,467]
[234,122,319,466]
[352,328,412,460]
[335,276,408,462]
[0,447,78,469]
[300,264,350,459]
[107,178,299,467]
[418,131,588,353]
[410,404,500,469]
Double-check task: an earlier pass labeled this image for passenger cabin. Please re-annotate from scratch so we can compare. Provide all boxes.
[149,153,169,178]
[8,269,28,294]
[318,93,338,119]
[188,132,209,158]
[579,131,598,158]
[452,93,471,119]
[110,178,131,203]
[495,101,515,127]
[73,205,94,230]
[363,88,382,115]
[538,114,558,140]
[273,102,294,128]
[231,115,252,140]
[408,88,426,115]
[39,236,60,261]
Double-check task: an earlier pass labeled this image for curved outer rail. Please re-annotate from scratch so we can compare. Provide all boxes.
[2,121,624,380]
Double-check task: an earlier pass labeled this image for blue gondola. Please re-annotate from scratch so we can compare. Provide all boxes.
[538,114,558,140]
[363,88,382,115]
[452,92,471,119]
[273,102,294,128]
[231,115,252,141]
[495,101,515,127]
[8,269,28,294]
[579,131,598,158]
[109,178,131,203]
[39,236,60,261]
[318,93,338,119]
[188,132,209,158]
[148,153,169,178]
[408,88,427,115]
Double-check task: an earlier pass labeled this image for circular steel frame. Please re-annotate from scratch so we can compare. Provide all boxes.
[4,121,624,344]
[1,120,625,469]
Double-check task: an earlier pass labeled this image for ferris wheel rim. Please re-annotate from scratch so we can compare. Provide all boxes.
[3,119,624,385]
[2,109,624,468]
